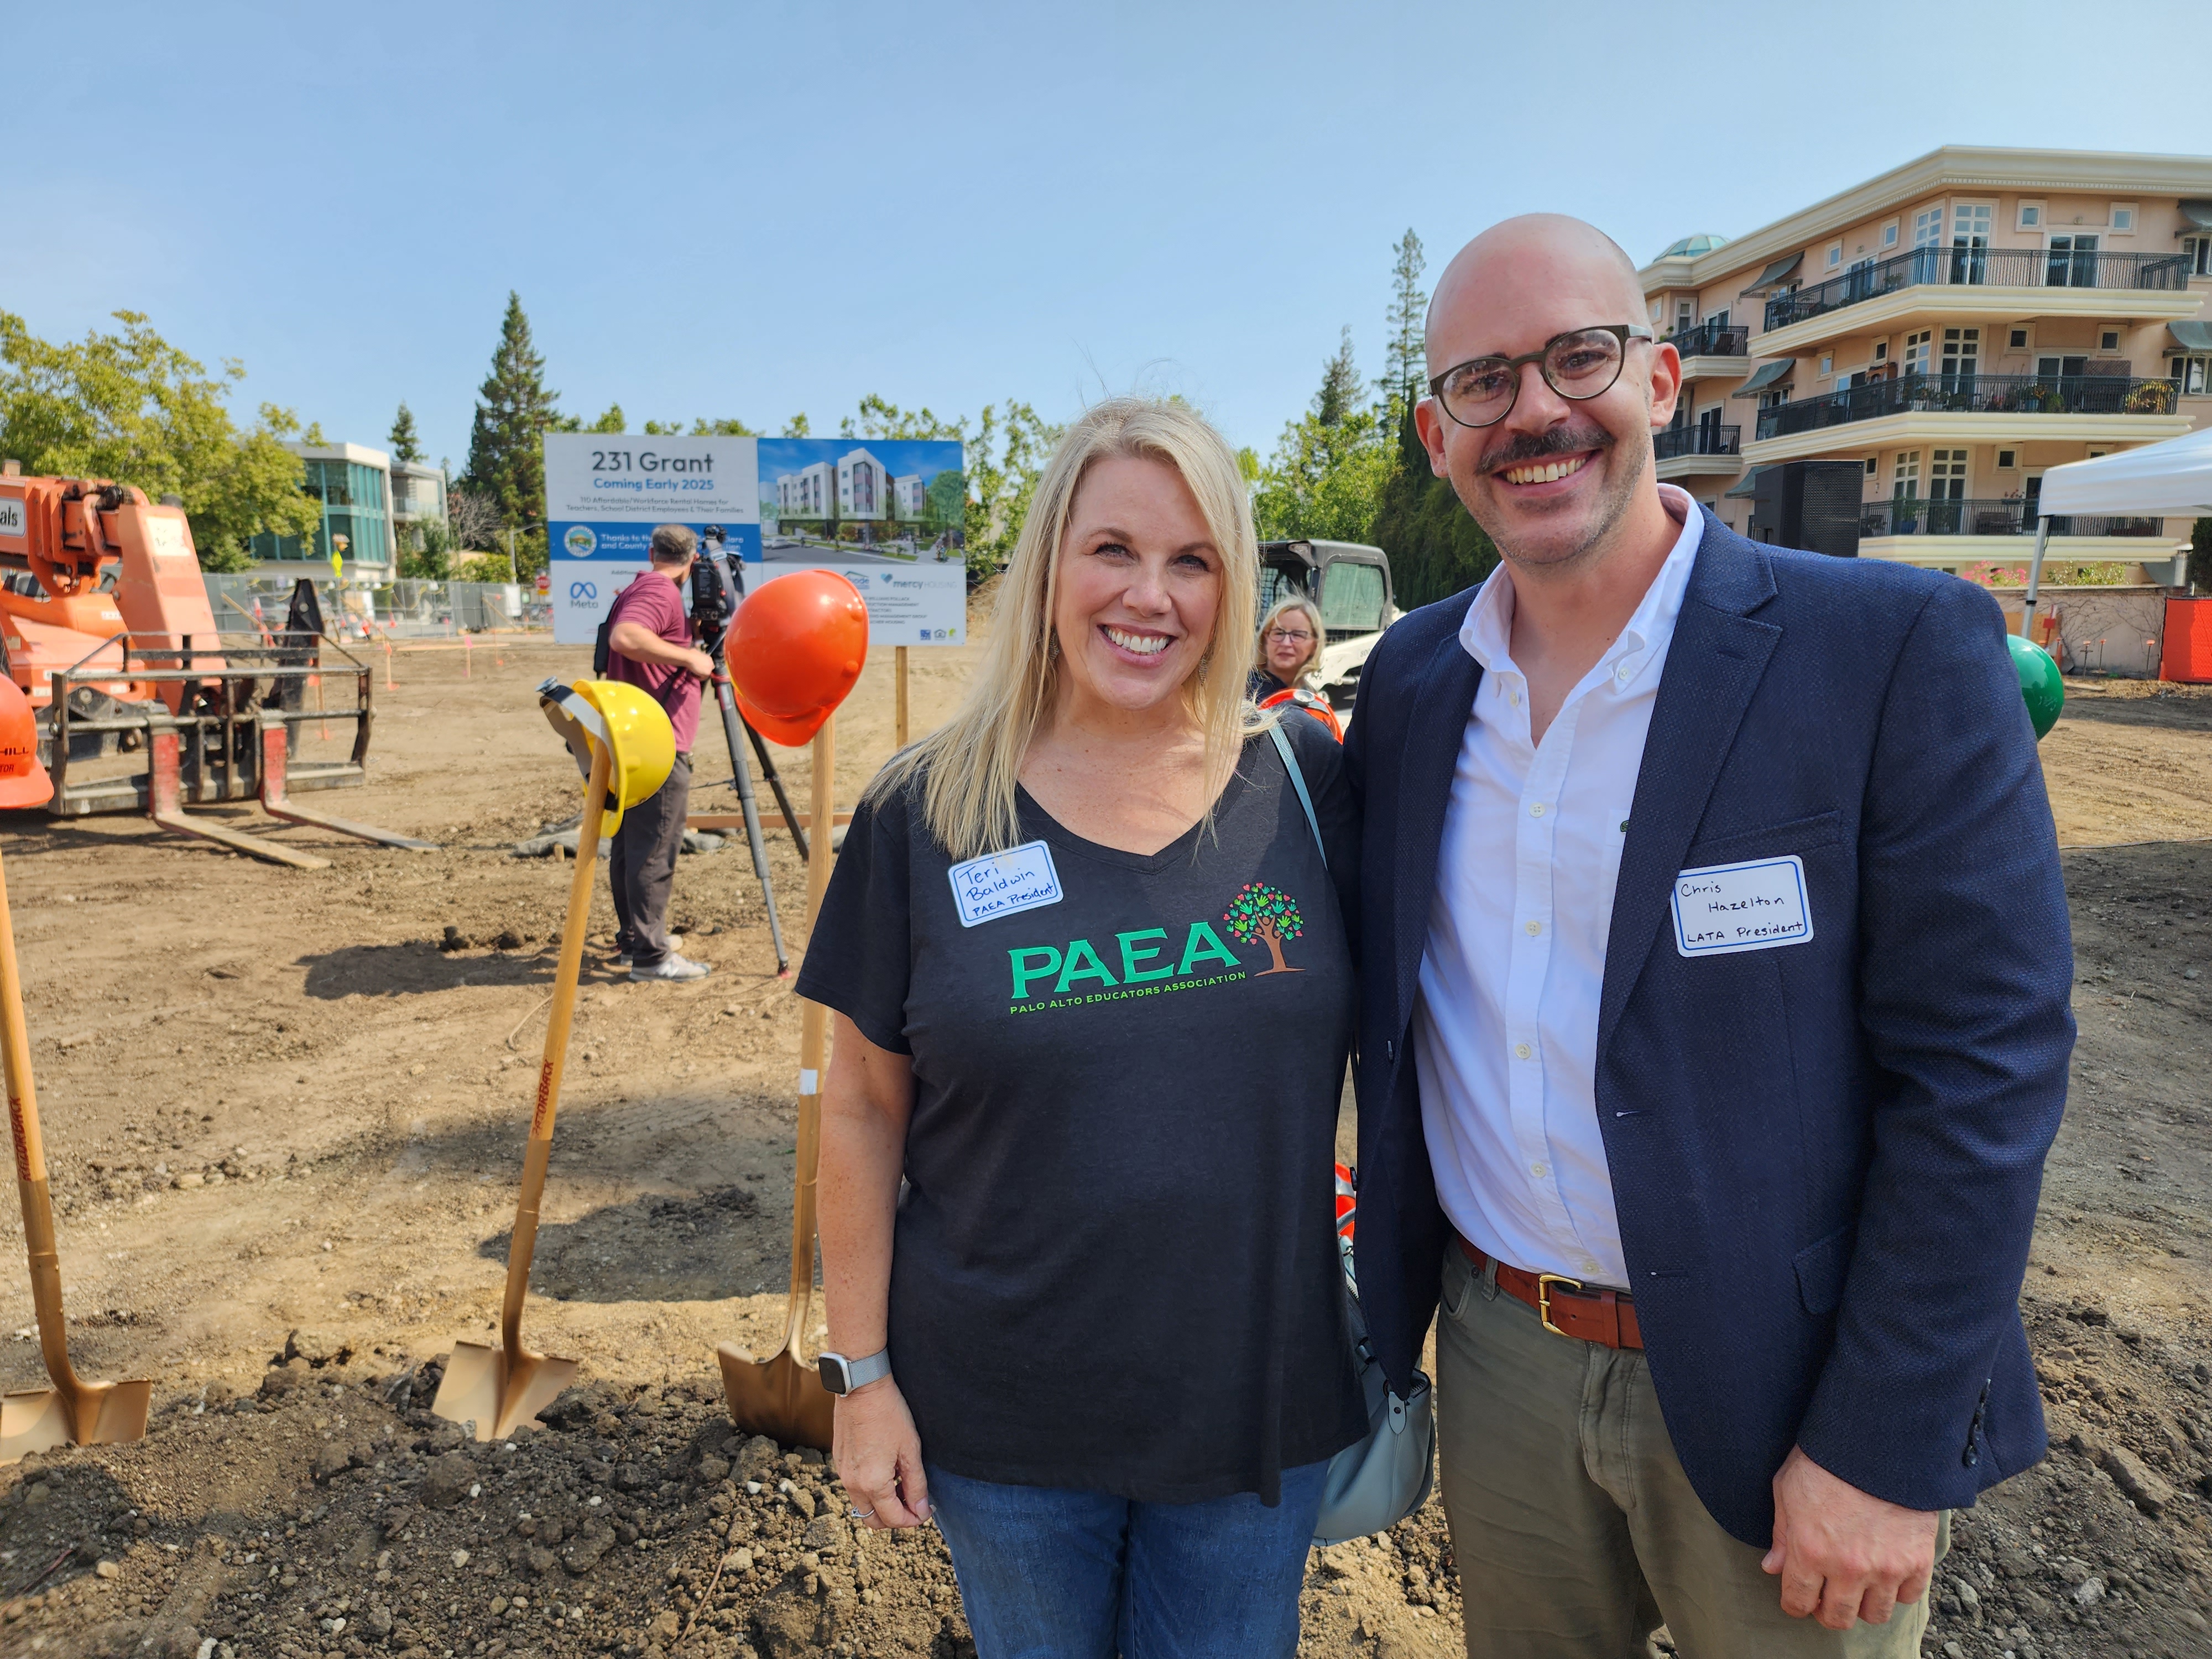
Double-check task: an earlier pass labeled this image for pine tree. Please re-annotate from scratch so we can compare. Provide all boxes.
[1370,398,1499,608]
[1380,229,1428,407]
[388,401,424,463]
[1315,327,1361,426]
[461,292,560,538]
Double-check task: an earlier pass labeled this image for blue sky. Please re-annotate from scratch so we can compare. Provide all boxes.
[6,0,2206,475]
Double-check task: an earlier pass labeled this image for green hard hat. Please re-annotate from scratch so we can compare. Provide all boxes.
[2007,634,2064,740]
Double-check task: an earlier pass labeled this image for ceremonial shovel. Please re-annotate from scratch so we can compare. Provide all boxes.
[434,688,633,1439]
[0,839,150,1463]
[717,718,838,1451]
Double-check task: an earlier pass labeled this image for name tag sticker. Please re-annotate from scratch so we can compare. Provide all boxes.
[948,840,1065,928]
[1670,854,1813,957]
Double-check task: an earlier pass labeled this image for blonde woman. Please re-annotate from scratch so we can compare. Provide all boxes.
[800,398,1363,1657]
[1250,593,1326,701]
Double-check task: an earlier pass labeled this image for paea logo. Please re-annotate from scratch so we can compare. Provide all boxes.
[564,525,598,557]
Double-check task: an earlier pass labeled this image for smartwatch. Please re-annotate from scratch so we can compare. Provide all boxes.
[817,1348,892,1396]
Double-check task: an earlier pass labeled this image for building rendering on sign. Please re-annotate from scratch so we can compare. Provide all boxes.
[837,447,886,520]
[1639,147,2212,581]
[247,441,397,574]
[895,473,926,516]
[776,461,835,518]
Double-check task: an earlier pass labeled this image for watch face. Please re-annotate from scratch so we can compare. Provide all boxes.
[818,1355,848,1395]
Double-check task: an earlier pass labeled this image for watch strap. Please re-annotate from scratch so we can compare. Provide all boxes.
[824,1348,891,1394]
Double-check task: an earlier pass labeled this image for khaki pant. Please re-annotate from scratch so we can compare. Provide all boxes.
[1436,1243,1944,1658]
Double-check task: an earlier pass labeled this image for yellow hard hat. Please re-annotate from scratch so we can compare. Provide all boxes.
[536,677,676,835]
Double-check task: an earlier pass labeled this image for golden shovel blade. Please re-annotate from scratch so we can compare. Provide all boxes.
[431,1339,577,1442]
[0,1378,152,1465]
[716,1340,834,1452]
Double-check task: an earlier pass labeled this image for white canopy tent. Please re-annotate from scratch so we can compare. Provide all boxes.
[2023,425,2212,637]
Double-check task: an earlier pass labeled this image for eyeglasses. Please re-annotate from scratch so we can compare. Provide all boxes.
[1427,325,1655,429]
[1265,628,1315,644]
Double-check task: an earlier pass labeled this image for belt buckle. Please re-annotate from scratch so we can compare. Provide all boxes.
[1535,1272,1583,1338]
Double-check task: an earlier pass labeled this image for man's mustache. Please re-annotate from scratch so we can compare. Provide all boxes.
[1477,423,1614,476]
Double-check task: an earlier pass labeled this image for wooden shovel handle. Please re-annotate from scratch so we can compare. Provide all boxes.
[502,742,611,1355]
[0,851,83,1399]
[783,718,837,1347]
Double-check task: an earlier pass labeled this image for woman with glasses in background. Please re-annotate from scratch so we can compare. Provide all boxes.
[1250,594,1326,702]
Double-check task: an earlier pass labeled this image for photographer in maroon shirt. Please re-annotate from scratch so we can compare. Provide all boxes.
[603,524,714,983]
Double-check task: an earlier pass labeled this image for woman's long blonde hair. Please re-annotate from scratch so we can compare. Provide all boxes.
[874,397,1264,860]
[1256,594,1326,686]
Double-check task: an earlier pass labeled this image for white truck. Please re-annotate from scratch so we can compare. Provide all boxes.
[1258,539,1401,709]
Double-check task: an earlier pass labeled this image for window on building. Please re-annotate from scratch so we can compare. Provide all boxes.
[1951,203,1993,283]
[2100,328,2121,353]
[1882,221,1899,249]
[2047,233,2100,287]
[1893,451,1922,500]
[1865,457,1879,477]
[1940,327,1980,386]
[1759,384,1792,411]
[2018,202,2043,229]
[2187,237,2212,278]
[1827,242,1843,270]
[1819,353,1834,375]
[1913,206,1943,248]
[1873,341,1888,363]
[2008,327,2030,349]
[1997,448,2018,469]
[2109,204,2135,233]
[1929,448,1968,503]
[2172,354,2212,396]
[1904,330,1932,377]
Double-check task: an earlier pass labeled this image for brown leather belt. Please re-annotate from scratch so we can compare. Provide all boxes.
[1459,1236,1643,1350]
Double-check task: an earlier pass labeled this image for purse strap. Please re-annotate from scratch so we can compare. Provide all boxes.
[1266,722,1326,870]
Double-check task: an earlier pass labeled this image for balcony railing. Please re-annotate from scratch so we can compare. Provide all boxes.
[1860,498,2165,539]
[1666,320,1750,358]
[1764,248,2192,331]
[1755,373,2181,441]
[1654,424,1741,460]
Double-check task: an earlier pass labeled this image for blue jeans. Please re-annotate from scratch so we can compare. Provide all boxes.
[924,1460,1328,1659]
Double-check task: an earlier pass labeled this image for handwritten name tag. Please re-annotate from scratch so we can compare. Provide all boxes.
[948,840,1065,928]
[1670,854,1813,957]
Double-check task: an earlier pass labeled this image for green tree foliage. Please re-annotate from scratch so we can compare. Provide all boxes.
[1380,229,1428,415]
[781,414,811,437]
[461,292,559,576]
[0,308,320,572]
[586,404,625,434]
[388,401,424,463]
[1370,400,1498,609]
[1253,330,1393,545]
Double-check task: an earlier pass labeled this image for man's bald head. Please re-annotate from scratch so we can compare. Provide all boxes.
[1425,215,1646,374]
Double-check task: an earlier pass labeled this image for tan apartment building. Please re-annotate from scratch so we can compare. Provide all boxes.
[1638,147,2212,587]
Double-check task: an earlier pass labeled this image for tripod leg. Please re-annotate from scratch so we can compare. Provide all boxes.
[747,718,810,863]
[713,682,789,974]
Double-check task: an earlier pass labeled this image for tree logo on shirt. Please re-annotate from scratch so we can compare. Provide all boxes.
[1223,882,1305,975]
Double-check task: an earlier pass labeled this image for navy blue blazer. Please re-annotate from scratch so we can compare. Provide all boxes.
[1344,512,2074,1545]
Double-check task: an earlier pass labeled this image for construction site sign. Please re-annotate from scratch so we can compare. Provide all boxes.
[544,434,760,645]
[544,434,968,647]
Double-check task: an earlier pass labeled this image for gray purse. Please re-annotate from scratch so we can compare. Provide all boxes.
[1265,723,1437,1545]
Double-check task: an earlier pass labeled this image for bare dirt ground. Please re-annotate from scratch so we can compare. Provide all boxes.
[0,647,2206,1659]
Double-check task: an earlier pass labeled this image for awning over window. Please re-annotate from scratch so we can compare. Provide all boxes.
[1738,252,1802,295]
[2180,200,2212,232]
[2169,320,2212,353]
[1724,467,1770,500]
[1730,360,1795,400]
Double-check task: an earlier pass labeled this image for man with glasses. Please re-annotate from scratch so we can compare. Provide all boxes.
[1343,216,2072,1656]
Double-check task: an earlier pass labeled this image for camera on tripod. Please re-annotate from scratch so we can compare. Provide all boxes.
[688,524,743,660]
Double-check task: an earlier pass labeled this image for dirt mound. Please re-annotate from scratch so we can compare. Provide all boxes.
[0,1356,1464,1659]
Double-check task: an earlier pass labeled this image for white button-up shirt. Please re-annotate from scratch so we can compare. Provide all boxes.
[1413,486,1703,1288]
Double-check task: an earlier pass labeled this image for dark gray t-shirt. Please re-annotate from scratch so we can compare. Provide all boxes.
[796,718,1364,1504]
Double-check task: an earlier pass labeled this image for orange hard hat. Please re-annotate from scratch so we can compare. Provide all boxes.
[1259,686,1343,742]
[0,675,52,808]
[728,571,869,747]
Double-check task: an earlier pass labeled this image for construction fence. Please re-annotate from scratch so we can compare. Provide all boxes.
[200,576,542,640]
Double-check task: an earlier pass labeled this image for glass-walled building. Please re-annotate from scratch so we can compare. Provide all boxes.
[247,442,397,573]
